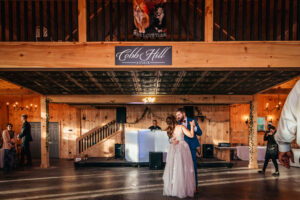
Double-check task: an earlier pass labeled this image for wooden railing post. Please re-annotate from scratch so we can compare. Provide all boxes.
[78,0,87,42]
[205,0,214,42]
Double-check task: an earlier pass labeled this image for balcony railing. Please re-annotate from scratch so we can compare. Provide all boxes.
[0,0,78,41]
[214,0,300,41]
[0,0,299,42]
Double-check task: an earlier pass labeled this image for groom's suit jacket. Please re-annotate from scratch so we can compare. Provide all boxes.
[178,118,202,150]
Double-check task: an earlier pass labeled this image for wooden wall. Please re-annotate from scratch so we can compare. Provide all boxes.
[49,103,81,159]
[80,107,116,135]
[230,94,290,146]
[0,94,41,134]
[0,95,81,159]
[230,104,250,145]
[1,93,297,159]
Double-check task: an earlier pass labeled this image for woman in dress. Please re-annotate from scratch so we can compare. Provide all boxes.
[163,115,196,198]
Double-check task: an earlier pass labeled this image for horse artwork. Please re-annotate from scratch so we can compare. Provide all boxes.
[133,0,167,39]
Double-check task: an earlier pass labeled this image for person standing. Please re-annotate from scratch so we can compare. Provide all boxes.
[18,115,33,167]
[148,119,162,131]
[172,108,202,190]
[163,115,196,198]
[258,124,279,176]
[2,125,13,172]
[275,80,300,169]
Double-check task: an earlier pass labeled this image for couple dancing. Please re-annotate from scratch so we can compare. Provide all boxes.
[163,108,202,198]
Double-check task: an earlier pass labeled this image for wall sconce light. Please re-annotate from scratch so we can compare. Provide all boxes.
[268,116,273,123]
[244,116,249,125]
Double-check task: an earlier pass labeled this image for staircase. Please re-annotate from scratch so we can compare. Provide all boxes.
[76,120,121,155]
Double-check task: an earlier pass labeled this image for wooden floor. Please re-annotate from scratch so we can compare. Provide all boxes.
[0,159,300,200]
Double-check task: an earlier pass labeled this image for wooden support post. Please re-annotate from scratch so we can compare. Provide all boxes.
[121,123,125,144]
[78,0,87,42]
[248,95,258,169]
[40,96,50,168]
[205,0,213,42]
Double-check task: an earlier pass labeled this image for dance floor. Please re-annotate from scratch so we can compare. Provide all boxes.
[0,159,299,200]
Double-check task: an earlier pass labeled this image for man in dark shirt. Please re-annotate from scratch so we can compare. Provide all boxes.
[18,114,33,167]
[258,124,279,176]
[148,120,161,131]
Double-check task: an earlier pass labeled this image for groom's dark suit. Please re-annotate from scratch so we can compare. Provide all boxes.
[178,118,202,187]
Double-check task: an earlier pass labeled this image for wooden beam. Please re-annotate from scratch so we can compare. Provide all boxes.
[155,71,160,95]
[188,71,209,93]
[248,95,258,169]
[205,0,214,42]
[35,72,72,93]
[172,71,186,94]
[63,72,90,93]
[78,0,87,42]
[225,71,257,93]
[131,71,141,95]
[209,71,233,90]
[107,71,125,94]
[47,95,253,104]
[0,89,37,95]
[261,88,292,94]
[84,71,106,93]
[40,96,50,168]
[1,42,300,69]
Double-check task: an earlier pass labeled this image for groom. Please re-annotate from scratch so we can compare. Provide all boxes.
[172,108,202,188]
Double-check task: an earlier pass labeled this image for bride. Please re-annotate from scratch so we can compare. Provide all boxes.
[163,115,196,198]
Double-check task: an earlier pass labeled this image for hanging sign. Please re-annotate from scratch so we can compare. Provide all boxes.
[115,46,172,65]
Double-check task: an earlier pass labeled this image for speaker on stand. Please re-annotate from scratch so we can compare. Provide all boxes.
[115,107,126,152]
[115,144,125,159]
[149,152,163,170]
[203,144,214,158]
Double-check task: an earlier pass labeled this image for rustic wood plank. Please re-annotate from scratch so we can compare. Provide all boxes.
[78,0,87,42]
[47,95,253,104]
[205,0,214,42]
[0,42,300,69]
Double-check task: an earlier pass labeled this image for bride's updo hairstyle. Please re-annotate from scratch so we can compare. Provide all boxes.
[166,115,178,138]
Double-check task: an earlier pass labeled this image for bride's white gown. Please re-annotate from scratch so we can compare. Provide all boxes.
[163,125,196,198]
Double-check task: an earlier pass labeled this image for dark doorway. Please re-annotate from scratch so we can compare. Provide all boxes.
[30,122,59,158]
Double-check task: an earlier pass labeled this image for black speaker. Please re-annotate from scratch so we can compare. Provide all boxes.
[116,107,126,123]
[203,144,214,158]
[184,106,194,119]
[115,144,124,159]
[149,152,163,170]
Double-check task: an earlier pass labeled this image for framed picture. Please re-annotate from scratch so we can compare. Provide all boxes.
[257,117,266,131]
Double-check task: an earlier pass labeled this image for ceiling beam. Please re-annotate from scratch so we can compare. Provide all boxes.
[209,71,233,90]
[155,71,160,95]
[1,42,300,69]
[188,71,209,93]
[35,72,72,94]
[47,95,253,104]
[84,71,106,92]
[172,71,186,94]
[63,72,90,93]
[261,88,292,94]
[0,89,37,95]
[224,71,257,93]
[131,71,141,95]
[107,71,125,94]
